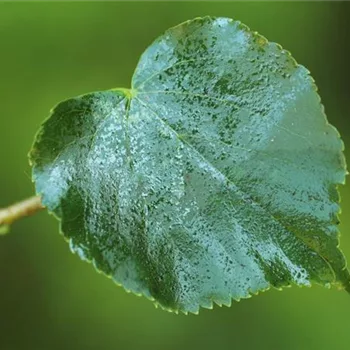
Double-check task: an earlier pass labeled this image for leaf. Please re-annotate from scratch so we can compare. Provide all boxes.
[29,16,350,313]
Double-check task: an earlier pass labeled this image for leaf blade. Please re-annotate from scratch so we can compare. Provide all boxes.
[30,16,349,313]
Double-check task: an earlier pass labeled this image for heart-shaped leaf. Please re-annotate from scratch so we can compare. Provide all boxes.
[30,17,350,313]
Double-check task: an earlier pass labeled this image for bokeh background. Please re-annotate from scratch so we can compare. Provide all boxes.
[1,2,350,350]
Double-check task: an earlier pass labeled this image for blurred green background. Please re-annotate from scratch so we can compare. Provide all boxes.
[1,2,350,350]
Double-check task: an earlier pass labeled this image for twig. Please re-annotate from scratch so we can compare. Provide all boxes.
[0,196,44,228]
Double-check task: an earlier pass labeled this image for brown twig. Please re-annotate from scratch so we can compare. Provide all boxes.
[0,196,44,229]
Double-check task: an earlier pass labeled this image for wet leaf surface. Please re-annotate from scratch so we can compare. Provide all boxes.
[30,17,349,313]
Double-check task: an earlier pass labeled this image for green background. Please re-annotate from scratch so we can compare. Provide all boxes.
[1,2,349,349]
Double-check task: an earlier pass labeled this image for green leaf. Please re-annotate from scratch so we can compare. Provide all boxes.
[29,17,349,313]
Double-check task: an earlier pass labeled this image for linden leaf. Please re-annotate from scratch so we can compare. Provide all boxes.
[30,17,349,313]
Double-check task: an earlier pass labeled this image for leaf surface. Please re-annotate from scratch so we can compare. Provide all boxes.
[30,17,349,313]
